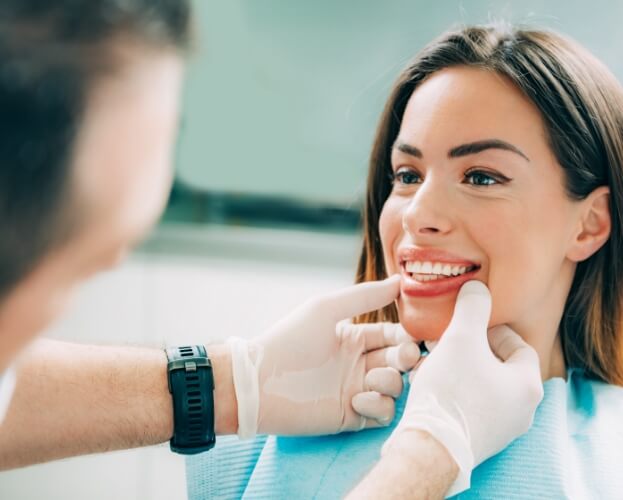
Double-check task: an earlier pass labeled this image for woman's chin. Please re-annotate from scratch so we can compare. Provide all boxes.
[397,304,452,341]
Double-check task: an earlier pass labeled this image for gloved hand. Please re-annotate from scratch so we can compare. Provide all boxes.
[228,275,421,437]
[382,280,544,496]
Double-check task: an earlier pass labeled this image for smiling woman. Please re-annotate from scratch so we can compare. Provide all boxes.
[356,25,623,385]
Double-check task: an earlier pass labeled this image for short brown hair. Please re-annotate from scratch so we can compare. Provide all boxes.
[356,24,623,385]
[0,0,192,301]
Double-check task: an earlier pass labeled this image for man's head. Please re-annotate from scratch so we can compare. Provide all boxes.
[0,0,192,369]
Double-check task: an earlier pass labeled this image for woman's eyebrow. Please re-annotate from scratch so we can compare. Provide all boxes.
[392,138,529,162]
[393,141,423,158]
[448,139,530,162]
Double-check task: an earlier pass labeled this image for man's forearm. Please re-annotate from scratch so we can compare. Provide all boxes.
[347,430,458,500]
[0,339,237,469]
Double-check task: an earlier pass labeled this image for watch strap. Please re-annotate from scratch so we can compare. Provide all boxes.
[165,345,216,454]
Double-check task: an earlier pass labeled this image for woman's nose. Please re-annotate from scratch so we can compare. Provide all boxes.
[401,180,453,236]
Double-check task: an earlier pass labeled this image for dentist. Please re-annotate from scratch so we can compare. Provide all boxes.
[0,0,416,468]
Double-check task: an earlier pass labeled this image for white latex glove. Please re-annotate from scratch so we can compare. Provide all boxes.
[382,280,544,496]
[228,275,421,437]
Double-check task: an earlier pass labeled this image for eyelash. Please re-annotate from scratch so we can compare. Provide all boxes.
[390,167,511,187]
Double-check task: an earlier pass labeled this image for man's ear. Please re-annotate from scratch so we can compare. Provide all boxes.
[566,186,611,262]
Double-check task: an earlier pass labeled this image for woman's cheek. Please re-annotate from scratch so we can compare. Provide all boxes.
[378,200,401,272]
[486,265,529,330]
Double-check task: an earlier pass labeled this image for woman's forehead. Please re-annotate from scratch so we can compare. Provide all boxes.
[397,66,547,153]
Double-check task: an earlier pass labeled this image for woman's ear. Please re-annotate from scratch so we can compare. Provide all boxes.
[566,186,611,262]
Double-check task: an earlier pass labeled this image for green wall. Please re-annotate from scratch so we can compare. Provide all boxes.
[175,0,623,209]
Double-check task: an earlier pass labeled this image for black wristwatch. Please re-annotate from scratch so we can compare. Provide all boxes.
[165,345,216,454]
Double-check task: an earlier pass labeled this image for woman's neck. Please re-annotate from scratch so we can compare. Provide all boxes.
[507,267,573,381]
[547,335,567,380]
[509,324,566,380]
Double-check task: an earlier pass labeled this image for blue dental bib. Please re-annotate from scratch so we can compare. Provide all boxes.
[187,370,623,499]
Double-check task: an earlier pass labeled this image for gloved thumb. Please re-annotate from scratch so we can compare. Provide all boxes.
[443,280,491,343]
[323,275,401,322]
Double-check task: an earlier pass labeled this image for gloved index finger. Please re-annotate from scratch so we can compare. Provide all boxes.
[365,342,421,372]
[444,280,492,343]
[324,275,401,322]
[347,322,412,351]
[488,325,526,362]
[491,326,541,370]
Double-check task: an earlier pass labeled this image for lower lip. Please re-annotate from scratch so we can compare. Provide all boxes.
[401,267,480,298]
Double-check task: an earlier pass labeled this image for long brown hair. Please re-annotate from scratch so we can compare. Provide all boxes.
[356,24,623,385]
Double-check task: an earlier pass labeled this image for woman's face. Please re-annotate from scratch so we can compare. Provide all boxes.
[379,66,582,342]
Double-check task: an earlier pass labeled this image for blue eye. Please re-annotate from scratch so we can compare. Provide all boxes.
[464,170,509,186]
[391,168,421,185]
[466,172,496,186]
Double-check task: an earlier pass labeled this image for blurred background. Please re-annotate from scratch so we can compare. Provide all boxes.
[1,0,621,498]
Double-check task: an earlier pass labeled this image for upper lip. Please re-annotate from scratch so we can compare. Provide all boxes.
[398,247,480,268]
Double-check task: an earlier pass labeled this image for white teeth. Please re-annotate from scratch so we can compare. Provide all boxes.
[404,260,476,279]
[418,274,441,282]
